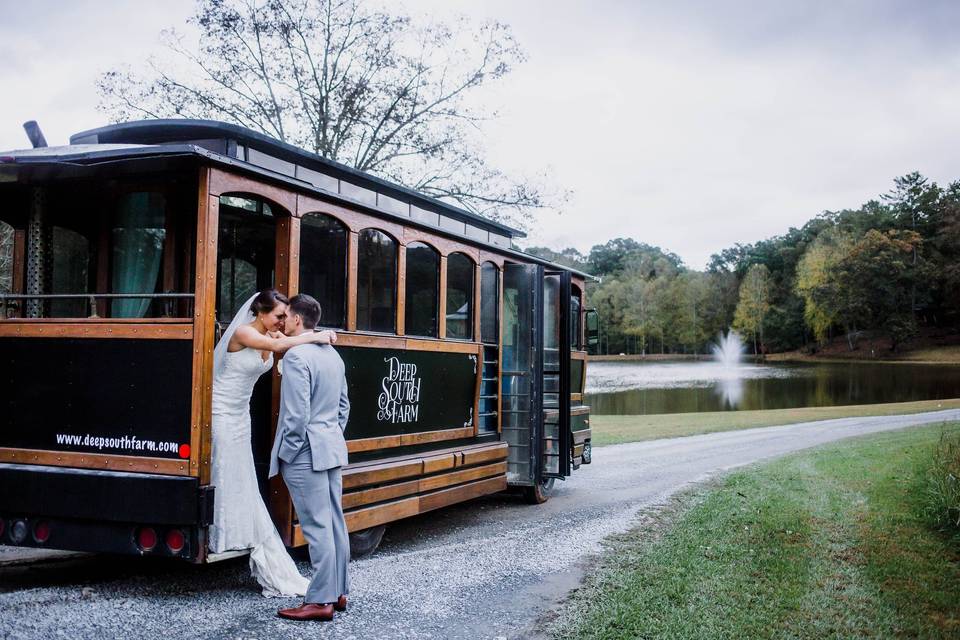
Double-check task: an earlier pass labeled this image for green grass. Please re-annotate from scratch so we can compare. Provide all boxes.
[550,422,960,640]
[591,398,960,446]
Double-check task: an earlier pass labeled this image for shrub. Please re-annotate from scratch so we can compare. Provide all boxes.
[921,427,960,538]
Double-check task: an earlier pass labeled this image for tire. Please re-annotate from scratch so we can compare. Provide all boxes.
[522,477,556,504]
[348,525,386,559]
[581,441,592,465]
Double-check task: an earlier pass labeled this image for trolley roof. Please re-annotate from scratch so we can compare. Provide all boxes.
[2,119,595,279]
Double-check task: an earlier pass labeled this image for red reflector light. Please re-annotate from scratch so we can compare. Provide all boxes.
[0,519,5,538]
[165,529,185,553]
[137,527,158,551]
[32,521,50,543]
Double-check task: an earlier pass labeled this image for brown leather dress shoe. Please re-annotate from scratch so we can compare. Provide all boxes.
[277,603,334,621]
[334,595,347,612]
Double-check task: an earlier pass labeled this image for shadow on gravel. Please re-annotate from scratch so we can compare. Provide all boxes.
[0,488,551,597]
[0,553,254,596]
[366,490,533,556]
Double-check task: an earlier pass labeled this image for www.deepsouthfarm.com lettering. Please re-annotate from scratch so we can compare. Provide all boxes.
[54,433,180,454]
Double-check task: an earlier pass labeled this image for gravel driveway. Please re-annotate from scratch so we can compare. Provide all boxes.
[2,409,957,640]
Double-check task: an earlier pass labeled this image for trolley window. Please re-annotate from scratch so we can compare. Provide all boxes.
[50,226,91,318]
[357,228,397,333]
[405,242,440,338]
[480,261,499,345]
[571,284,582,349]
[445,252,474,340]
[299,213,348,329]
[217,195,276,323]
[9,177,195,319]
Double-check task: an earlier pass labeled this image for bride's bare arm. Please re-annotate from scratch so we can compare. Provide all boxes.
[232,325,336,354]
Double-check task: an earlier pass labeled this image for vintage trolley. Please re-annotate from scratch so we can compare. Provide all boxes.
[0,120,598,561]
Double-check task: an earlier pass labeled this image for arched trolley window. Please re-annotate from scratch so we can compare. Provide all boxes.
[445,252,474,340]
[299,213,348,329]
[217,194,276,324]
[480,261,499,345]
[357,228,397,333]
[571,284,583,350]
[405,242,440,338]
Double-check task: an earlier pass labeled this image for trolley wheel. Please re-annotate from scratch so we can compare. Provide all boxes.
[349,524,386,559]
[522,477,556,504]
[581,441,592,465]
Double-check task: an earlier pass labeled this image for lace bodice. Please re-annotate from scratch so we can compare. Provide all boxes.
[211,347,273,415]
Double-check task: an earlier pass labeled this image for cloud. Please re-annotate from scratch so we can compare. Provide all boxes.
[2,0,957,268]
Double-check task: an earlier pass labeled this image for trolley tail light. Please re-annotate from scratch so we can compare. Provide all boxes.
[165,529,185,554]
[32,521,50,544]
[0,518,5,539]
[137,527,158,552]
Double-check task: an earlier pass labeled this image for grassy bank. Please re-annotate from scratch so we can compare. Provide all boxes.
[765,342,960,365]
[591,398,960,446]
[550,423,960,640]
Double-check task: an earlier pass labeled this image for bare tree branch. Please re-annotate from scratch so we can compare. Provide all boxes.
[97,0,557,227]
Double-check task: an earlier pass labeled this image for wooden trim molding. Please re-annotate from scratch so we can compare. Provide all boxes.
[334,332,483,354]
[296,193,406,238]
[190,169,220,485]
[0,448,191,476]
[319,474,506,536]
[438,255,448,339]
[396,246,406,336]
[208,167,297,214]
[342,461,506,510]
[346,231,358,331]
[402,229,481,261]
[12,228,25,294]
[0,323,193,339]
[0,317,193,324]
[346,426,475,454]
[342,442,508,490]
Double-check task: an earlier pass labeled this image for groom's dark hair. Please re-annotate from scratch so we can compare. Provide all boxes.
[289,294,322,330]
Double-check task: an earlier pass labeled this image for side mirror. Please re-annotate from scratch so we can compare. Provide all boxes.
[585,308,600,354]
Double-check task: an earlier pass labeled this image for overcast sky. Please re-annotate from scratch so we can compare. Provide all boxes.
[2,0,958,267]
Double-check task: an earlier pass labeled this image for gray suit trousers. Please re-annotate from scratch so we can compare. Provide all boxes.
[280,447,350,603]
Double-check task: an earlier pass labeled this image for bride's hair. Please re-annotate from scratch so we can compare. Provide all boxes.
[250,289,290,315]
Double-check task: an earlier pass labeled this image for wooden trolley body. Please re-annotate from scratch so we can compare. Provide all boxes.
[0,120,594,561]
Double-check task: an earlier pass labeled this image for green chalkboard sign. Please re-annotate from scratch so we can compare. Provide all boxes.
[338,346,478,441]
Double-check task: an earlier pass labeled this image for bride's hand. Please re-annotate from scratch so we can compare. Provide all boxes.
[311,329,337,345]
[267,330,285,339]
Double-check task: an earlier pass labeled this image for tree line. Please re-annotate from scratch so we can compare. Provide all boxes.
[528,172,960,356]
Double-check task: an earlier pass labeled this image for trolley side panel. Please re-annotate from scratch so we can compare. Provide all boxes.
[0,337,193,460]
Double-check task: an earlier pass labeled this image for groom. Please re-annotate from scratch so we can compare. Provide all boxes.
[268,293,351,622]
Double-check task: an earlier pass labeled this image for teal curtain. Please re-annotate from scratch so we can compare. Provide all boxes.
[112,192,166,318]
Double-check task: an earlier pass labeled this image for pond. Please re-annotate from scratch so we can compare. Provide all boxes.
[584,360,960,415]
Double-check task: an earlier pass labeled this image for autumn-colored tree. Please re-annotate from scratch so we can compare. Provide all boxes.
[732,264,773,354]
[795,230,855,345]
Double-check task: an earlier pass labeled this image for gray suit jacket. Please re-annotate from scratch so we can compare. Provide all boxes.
[268,343,350,478]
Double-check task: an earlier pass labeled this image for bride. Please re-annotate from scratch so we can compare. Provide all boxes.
[210,288,336,597]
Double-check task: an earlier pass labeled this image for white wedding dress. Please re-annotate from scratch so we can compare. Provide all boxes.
[209,345,310,597]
